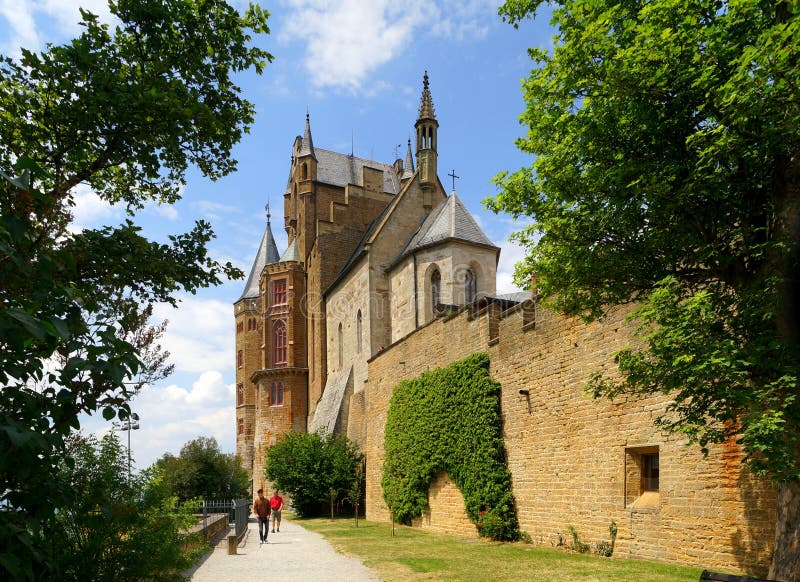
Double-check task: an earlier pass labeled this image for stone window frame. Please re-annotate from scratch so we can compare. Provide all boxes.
[464,268,477,304]
[236,383,244,406]
[237,418,244,435]
[430,268,441,315]
[625,445,660,512]
[270,381,284,407]
[237,350,243,368]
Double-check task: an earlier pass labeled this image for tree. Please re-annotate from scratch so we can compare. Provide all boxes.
[47,432,199,582]
[490,1,799,579]
[150,437,250,503]
[0,1,271,578]
[265,431,364,518]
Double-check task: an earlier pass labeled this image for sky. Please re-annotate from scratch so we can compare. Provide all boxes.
[0,0,554,469]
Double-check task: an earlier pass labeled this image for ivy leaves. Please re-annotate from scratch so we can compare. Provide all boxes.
[382,353,519,540]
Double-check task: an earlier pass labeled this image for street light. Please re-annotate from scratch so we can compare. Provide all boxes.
[113,413,140,480]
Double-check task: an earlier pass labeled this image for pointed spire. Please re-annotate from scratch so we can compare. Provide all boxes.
[402,138,415,180]
[418,70,436,120]
[237,203,281,302]
[299,112,316,159]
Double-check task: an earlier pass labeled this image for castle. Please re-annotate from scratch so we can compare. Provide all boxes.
[234,74,776,575]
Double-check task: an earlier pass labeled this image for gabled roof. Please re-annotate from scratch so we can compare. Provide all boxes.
[391,192,497,268]
[284,148,402,196]
[237,218,280,302]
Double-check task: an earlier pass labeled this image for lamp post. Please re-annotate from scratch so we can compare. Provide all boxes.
[113,413,140,480]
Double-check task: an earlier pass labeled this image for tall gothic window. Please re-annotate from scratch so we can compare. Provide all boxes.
[356,310,362,353]
[273,320,287,366]
[338,322,343,368]
[430,268,441,314]
[465,268,477,304]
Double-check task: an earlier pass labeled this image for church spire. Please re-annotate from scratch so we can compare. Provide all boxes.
[299,112,316,159]
[415,71,439,204]
[418,70,436,120]
[237,201,280,302]
[402,137,415,180]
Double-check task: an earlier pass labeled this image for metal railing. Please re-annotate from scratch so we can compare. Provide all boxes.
[200,499,249,541]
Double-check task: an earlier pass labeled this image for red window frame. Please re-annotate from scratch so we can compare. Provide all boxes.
[273,320,287,366]
[237,418,244,435]
[272,279,287,306]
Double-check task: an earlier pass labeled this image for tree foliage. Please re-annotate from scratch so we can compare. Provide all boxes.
[265,431,363,518]
[382,353,519,541]
[0,1,271,578]
[45,433,200,582]
[149,436,250,503]
[490,0,799,577]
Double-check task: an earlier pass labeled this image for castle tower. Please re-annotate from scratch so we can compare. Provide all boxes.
[234,203,280,485]
[401,138,415,182]
[415,71,439,208]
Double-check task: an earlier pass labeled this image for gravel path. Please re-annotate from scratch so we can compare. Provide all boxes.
[186,516,380,582]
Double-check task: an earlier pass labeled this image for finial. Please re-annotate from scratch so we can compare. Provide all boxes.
[299,111,316,159]
[265,201,271,223]
[418,70,436,120]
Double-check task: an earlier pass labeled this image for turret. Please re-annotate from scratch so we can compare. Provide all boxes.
[415,71,438,207]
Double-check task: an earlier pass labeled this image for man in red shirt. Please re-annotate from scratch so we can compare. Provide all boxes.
[254,488,271,543]
[269,489,284,533]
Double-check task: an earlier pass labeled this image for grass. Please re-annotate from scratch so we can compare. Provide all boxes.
[292,516,703,582]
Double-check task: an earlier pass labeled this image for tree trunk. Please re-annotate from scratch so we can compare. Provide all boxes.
[769,481,800,581]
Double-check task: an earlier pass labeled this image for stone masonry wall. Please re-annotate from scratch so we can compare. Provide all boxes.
[364,302,776,576]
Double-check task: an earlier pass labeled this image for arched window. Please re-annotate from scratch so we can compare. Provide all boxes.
[465,268,477,304]
[302,163,308,180]
[338,322,343,368]
[430,268,441,314]
[356,310,362,353]
[273,320,287,366]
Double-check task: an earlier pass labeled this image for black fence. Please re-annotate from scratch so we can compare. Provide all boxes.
[199,499,250,541]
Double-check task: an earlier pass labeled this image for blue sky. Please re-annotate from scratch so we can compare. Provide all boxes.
[0,0,553,469]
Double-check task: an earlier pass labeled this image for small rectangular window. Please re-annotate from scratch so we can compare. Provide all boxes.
[237,350,243,368]
[237,418,244,435]
[236,383,244,406]
[270,382,284,406]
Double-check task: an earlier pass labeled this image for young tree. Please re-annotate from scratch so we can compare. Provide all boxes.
[265,431,364,518]
[0,1,271,578]
[150,436,250,503]
[490,1,799,579]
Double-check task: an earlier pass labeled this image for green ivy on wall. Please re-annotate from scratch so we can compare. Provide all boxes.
[381,352,520,540]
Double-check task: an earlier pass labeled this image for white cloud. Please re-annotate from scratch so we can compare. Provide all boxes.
[68,184,124,232]
[1,0,117,57]
[279,0,500,91]
[496,238,527,294]
[152,297,234,374]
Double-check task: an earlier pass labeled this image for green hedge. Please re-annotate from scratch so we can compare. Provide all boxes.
[381,353,519,540]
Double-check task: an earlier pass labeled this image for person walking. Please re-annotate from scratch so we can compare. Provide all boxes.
[269,489,284,533]
[254,488,271,544]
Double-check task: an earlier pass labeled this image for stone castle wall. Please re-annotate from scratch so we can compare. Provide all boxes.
[364,301,776,576]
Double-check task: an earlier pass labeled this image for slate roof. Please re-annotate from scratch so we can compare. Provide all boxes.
[392,192,498,267]
[237,219,280,301]
[280,238,300,263]
[284,148,401,196]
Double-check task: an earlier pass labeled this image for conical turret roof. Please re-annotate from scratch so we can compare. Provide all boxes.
[402,138,415,180]
[237,206,280,302]
[298,113,316,159]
